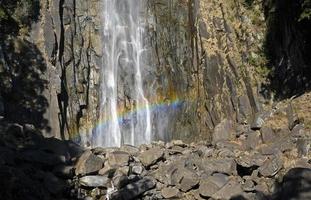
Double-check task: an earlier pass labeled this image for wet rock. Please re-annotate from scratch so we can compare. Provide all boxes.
[107,151,130,167]
[138,147,164,167]
[161,187,180,199]
[259,156,283,177]
[212,119,235,144]
[110,177,155,200]
[75,150,104,175]
[79,175,110,188]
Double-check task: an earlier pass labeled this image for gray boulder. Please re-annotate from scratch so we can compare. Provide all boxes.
[107,151,130,167]
[161,187,180,199]
[79,175,110,187]
[75,150,104,175]
[138,147,164,167]
[110,177,155,200]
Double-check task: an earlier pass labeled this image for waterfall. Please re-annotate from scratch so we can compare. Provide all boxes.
[94,0,151,147]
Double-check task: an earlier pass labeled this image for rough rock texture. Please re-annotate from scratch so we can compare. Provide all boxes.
[5,0,265,143]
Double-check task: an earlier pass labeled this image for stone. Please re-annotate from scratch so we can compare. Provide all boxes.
[261,126,276,144]
[138,147,164,167]
[112,175,129,189]
[199,173,229,198]
[286,104,300,130]
[132,165,144,175]
[195,145,214,157]
[297,138,310,158]
[75,150,104,175]
[211,178,243,200]
[98,164,117,177]
[120,145,140,156]
[242,179,255,192]
[110,177,155,200]
[177,168,199,192]
[195,158,237,175]
[259,156,283,177]
[172,140,187,147]
[251,113,265,130]
[237,95,252,124]
[79,175,110,187]
[243,131,262,150]
[212,119,235,144]
[107,151,130,167]
[161,187,180,199]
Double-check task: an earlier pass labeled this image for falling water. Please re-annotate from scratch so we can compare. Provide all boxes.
[94,0,151,147]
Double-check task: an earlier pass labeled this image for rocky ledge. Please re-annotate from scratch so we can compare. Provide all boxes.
[0,115,311,200]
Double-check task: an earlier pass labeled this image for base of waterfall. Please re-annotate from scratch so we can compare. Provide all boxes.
[1,120,311,200]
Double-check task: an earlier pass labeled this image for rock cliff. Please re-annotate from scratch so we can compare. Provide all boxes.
[1,0,310,144]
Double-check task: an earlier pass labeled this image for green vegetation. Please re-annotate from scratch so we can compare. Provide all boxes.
[0,0,40,38]
[299,0,311,21]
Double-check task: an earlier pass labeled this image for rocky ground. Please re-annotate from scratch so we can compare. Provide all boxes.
[1,97,311,200]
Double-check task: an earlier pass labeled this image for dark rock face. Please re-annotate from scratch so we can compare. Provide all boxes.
[263,0,311,99]
[10,0,265,143]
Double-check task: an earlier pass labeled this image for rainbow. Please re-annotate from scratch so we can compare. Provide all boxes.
[72,97,185,144]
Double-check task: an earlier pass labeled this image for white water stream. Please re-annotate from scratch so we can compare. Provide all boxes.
[94,0,151,147]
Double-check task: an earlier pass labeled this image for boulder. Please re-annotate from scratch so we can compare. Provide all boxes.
[112,175,129,189]
[79,175,110,187]
[161,187,180,199]
[199,173,229,198]
[107,151,130,167]
[251,113,265,130]
[261,126,276,144]
[132,165,144,175]
[195,158,237,175]
[243,131,262,150]
[75,150,104,175]
[277,168,311,200]
[211,178,243,200]
[175,168,199,192]
[138,147,164,167]
[110,177,155,200]
[212,119,235,144]
[286,104,300,130]
[259,156,283,177]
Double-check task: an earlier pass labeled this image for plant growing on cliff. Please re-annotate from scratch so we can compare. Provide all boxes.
[0,0,40,38]
[299,0,311,21]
